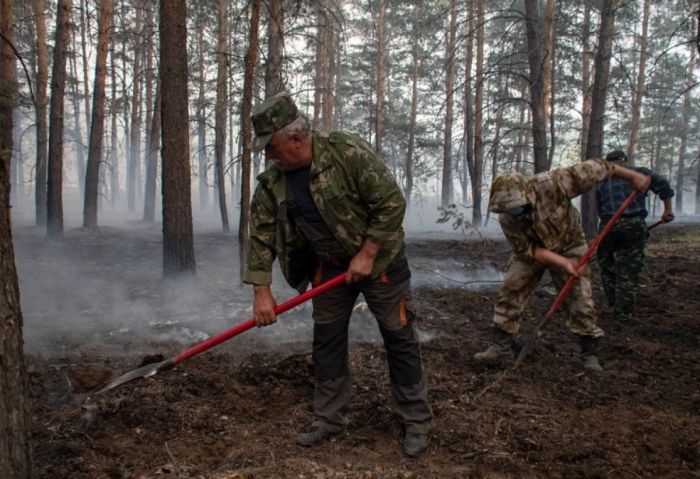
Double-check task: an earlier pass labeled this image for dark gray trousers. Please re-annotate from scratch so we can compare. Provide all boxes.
[310,262,432,434]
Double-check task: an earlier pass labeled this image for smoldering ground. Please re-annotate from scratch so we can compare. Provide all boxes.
[11,204,700,477]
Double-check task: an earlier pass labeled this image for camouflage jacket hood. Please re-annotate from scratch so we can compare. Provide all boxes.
[243,130,406,291]
[498,159,614,261]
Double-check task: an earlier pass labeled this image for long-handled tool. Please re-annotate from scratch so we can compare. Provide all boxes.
[513,191,638,368]
[647,219,664,231]
[94,273,347,394]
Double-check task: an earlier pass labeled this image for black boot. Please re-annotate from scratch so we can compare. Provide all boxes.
[474,327,514,361]
[579,336,603,372]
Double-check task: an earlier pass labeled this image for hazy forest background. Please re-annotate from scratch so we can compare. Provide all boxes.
[1,0,700,476]
[4,0,700,256]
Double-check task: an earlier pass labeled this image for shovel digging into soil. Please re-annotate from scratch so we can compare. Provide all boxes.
[91,272,347,395]
[513,191,639,368]
[471,192,641,403]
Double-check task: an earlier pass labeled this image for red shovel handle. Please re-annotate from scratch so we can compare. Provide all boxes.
[544,191,638,321]
[172,273,346,364]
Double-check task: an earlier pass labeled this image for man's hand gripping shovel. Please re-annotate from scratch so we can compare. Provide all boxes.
[513,192,639,369]
[93,273,346,395]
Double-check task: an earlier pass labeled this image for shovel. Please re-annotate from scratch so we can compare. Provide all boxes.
[513,191,638,368]
[94,272,347,394]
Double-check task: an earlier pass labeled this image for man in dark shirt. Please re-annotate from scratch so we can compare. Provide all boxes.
[596,150,675,322]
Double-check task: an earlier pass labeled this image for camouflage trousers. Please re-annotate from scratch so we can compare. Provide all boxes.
[494,243,604,338]
[596,216,647,321]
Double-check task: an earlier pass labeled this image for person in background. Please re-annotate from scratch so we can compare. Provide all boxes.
[596,150,675,322]
[243,92,432,457]
[474,158,651,372]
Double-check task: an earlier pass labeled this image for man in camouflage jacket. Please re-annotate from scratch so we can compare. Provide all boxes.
[475,159,651,371]
[244,93,432,456]
[596,150,675,322]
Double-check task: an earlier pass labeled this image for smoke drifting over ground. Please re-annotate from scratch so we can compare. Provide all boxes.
[13,204,506,360]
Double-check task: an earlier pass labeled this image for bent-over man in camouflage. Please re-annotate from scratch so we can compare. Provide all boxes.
[596,150,675,322]
[243,93,432,457]
[475,159,651,371]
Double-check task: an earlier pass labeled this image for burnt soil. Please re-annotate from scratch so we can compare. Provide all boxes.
[21,223,700,478]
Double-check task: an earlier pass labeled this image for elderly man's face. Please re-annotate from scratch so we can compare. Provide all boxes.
[264,131,307,171]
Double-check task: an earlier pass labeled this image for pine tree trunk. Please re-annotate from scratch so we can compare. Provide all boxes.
[524,0,548,172]
[696,2,700,215]
[160,0,196,276]
[582,0,616,237]
[109,36,119,207]
[544,0,556,169]
[626,0,650,164]
[580,0,592,160]
[1,0,32,473]
[313,0,326,129]
[405,1,421,207]
[515,84,528,173]
[215,0,230,232]
[462,0,474,203]
[265,0,284,97]
[69,36,86,197]
[239,0,261,283]
[375,0,386,158]
[322,10,336,131]
[143,82,160,222]
[83,0,113,229]
[128,0,143,211]
[32,0,49,225]
[675,43,695,213]
[441,0,457,208]
[79,0,91,128]
[196,21,208,209]
[47,0,73,240]
[472,0,485,226]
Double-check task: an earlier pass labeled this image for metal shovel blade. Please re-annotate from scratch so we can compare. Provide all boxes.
[93,358,175,395]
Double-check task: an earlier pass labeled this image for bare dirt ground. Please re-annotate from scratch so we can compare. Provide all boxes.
[18,222,700,478]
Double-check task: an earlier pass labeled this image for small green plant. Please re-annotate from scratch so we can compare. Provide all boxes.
[436,204,482,240]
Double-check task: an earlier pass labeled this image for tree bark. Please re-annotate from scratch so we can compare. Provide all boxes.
[83,0,113,229]
[47,0,73,240]
[405,1,421,207]
[582,0,616,237]
[265,0,284,97]
[544,0,556,169]
[109,34,119,207]
[69,33,87,197]
[375,0,387,158]
[472,0,485,226]
[675,41,695,213]
[0,0,32,473]
[462,0,474,204]
[580,0,592,160]
[524,0,548,172]
[239,0,261,283]
[32,0,49,225]
[160,0,196,276]
[215,0,230,232]
[322,5,336,131]
[441,0,457,208]
[626,0,650,164]
[143,81,160,222]
[196,21,208,209]
[128,0,143,211]
[79,0,91,128]
[313,0,327,129]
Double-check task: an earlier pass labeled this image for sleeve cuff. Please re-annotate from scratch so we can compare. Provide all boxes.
[243,270,273,286]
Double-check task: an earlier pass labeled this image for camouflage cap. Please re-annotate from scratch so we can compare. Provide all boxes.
[488,172,530,213]
[251,92,299,151]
